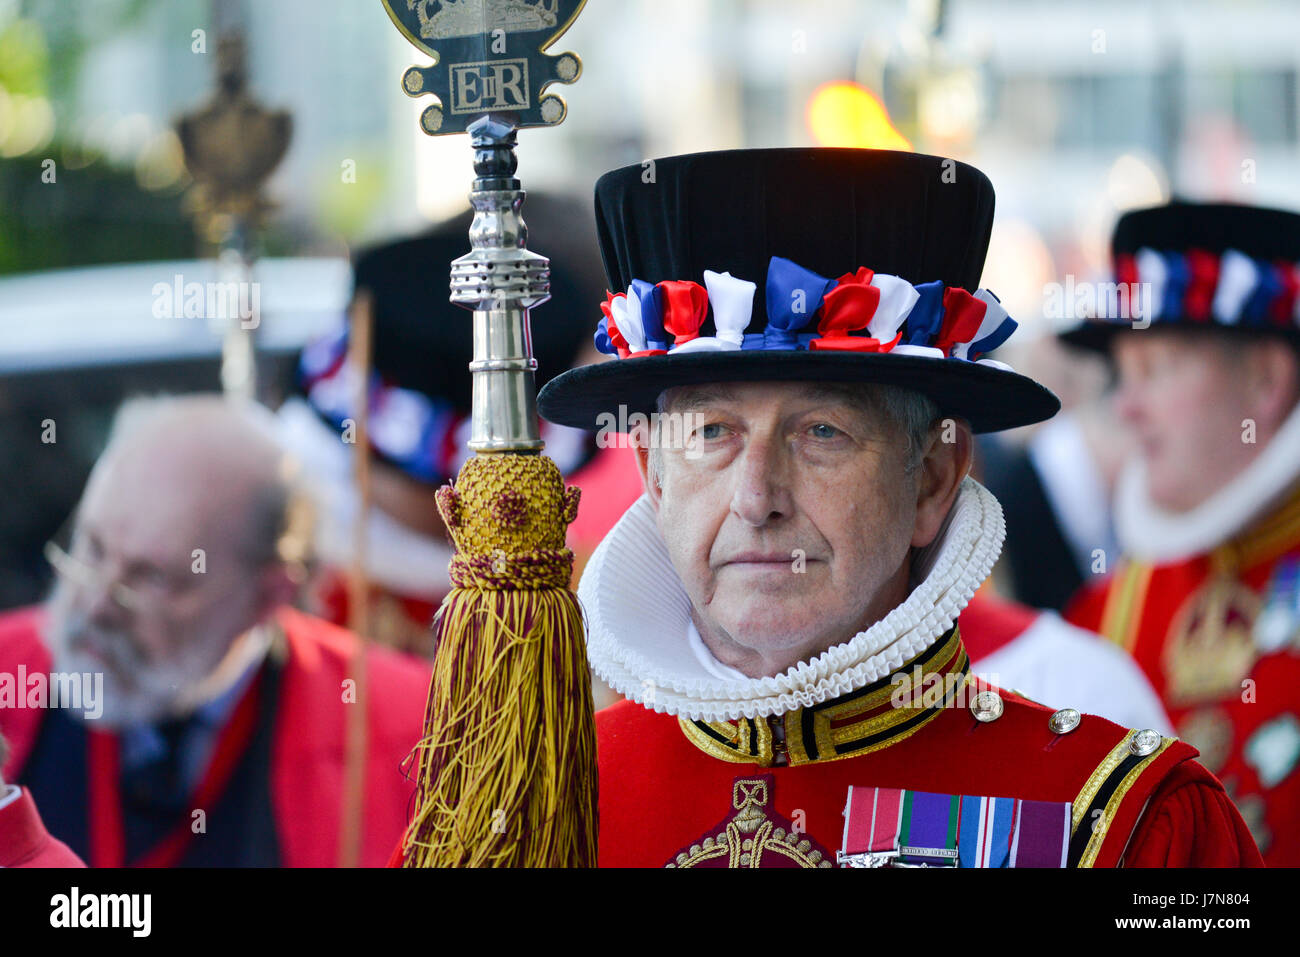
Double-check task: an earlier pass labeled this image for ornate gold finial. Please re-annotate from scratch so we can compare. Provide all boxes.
[176,32,292,243]
[380,0,586,135]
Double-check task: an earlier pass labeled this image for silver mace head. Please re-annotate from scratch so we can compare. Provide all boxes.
[450,116,548,455]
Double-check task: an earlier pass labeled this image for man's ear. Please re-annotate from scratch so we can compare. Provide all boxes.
[1248,339,1300,434]
[631,425,663,511]
[254,563,299,623]
[911,418,973,548]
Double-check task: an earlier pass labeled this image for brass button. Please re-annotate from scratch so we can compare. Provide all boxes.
[1129,729,1163,757]
[1049,708,1081,735]
[970,690,1004,723]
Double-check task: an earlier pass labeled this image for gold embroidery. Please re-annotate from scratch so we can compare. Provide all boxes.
[679,719,762,764]
[1071,730,1137,834]
[1099,561,1152,654]
[1163,576,1261,706]
[1217,484,1300,573]
[679,629,966,767]
[1084,738,1172,868]
[667,778,832,869]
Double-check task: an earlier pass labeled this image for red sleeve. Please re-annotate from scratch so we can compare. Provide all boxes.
[1063,578,1109,633]
[386,840,405,868]
[1122,762,1263,867]
[0,606,53,780]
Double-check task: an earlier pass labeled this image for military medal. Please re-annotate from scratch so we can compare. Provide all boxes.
[1253,556,1300,654]
[838,785,1072,868]
[1244,714,1300,790]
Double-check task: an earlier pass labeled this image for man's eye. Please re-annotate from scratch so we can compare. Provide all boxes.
[130,565,170,589]
[809,423,840,439]
[698,423,728,440]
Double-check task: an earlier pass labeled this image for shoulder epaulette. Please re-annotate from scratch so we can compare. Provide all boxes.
[1067,728,1197,867]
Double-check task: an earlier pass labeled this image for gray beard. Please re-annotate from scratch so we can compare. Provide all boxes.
[44,580,215,730]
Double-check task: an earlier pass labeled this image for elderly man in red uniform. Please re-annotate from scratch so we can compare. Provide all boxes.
[535,150,1259,868]
[0,395,430,867]
[1066,201,1300,865]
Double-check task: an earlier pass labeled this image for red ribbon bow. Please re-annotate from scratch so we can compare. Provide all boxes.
[1271,261,1300,328]
[933,288,988,357]
[1184,248,1219,323]
[659,280,709,347]
[601,291,631,359]
[809,267,900,352]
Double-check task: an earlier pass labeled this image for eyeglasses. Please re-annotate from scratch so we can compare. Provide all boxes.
[42,510,195,613]
[44,534,143,612]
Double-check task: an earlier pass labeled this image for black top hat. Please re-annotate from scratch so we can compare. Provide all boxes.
[537,148,1059,434]
[1061,201,1300,353]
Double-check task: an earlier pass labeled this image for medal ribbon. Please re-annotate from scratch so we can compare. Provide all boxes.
[843,786,1070,867]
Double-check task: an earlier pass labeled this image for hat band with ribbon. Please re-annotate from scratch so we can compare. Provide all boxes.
[1099,245,1300,329]
[299,323,588,486]
[591,255,1019,367]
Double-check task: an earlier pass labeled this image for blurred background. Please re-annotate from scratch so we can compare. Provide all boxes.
[2,0,1297,610]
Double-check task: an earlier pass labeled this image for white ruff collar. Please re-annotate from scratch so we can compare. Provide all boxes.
[1115,398,1300,564]
[578,477,1004,722]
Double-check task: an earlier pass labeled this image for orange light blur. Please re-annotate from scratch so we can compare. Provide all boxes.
[806,82,912,151]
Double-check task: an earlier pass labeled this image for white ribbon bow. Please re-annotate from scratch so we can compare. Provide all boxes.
[1213,249,1259,325]
[867,273,921,342]
[669,270,756,353]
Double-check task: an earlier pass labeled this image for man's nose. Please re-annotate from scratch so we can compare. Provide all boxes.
[1113,372,1146,426]
[730,433,793,526]
[82,561,131,626]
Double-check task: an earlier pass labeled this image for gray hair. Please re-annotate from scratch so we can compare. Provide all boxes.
[647,382,940,487]
[98,394,313,570]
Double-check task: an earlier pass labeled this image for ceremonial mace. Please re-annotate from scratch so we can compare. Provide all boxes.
[176,17,291,402]
[381,0,596,868]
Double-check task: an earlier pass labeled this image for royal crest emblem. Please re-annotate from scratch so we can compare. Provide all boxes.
[380,0,586,134]
[1163,575,1261,706]
[666,776,834,868]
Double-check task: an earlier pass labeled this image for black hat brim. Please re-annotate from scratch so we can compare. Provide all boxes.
[1059,319,1300,356]
[538,351,1060,435]
[1058,322,1121,355]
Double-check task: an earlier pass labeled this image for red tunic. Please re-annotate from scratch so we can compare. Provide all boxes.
[1067,487,1300,866]
[0,604,431,867]
[0,788,86,868]
[595,627,1260,868]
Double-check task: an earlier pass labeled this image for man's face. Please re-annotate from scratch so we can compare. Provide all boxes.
[643,381,924,677]
[1113,332,1274,512]
[46,453,269,728]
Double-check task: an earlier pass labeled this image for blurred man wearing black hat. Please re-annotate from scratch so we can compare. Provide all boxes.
[281,194,644,656]
[1066,201,1300,865]
[537,150,1259,868]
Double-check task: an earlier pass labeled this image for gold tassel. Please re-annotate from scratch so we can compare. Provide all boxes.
[401,453,598,867]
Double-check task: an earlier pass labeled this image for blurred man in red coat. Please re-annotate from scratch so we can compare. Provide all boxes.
[1065,202,1300,865]
[0,395,431,867]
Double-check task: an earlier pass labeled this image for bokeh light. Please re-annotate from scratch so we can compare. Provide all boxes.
[806,82,912,151]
